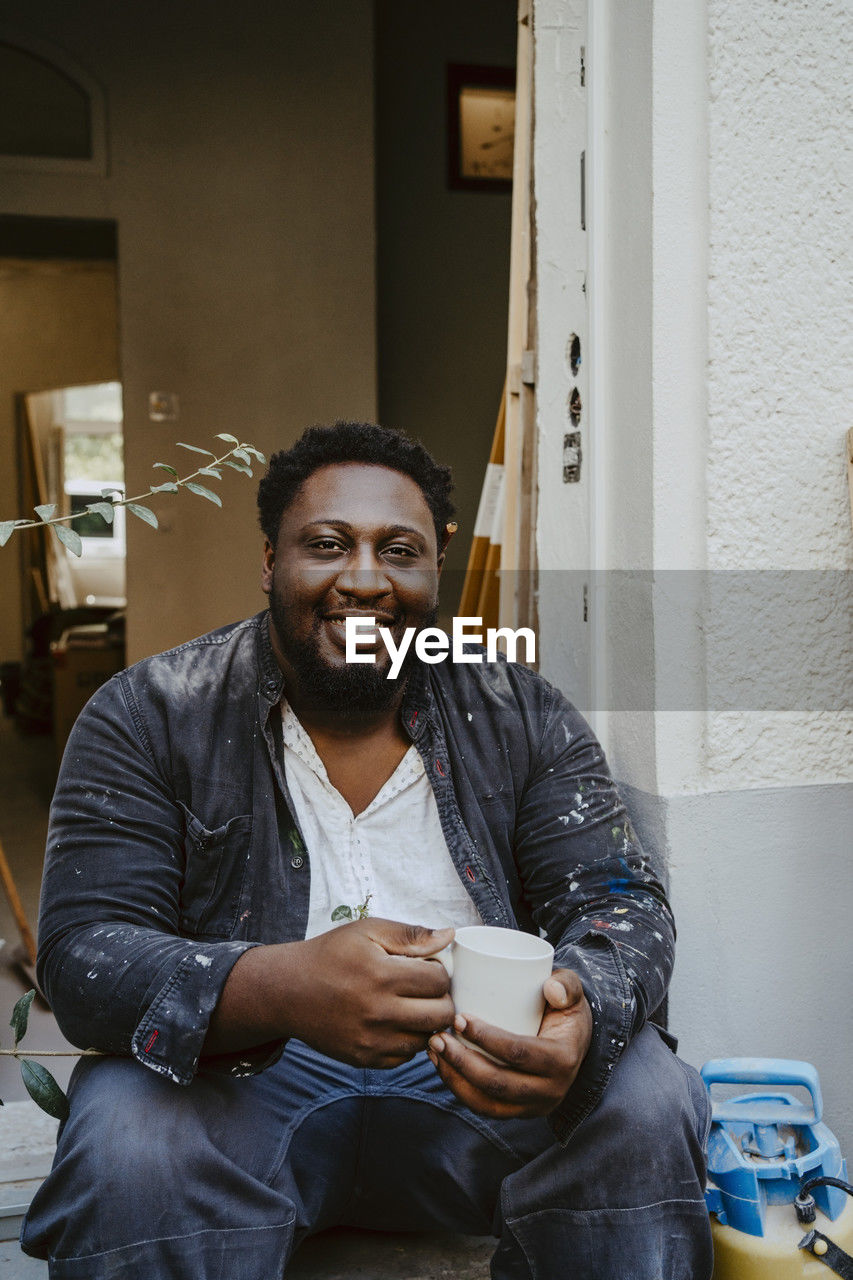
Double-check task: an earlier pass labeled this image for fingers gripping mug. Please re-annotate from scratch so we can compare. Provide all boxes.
[434,925,555,1040]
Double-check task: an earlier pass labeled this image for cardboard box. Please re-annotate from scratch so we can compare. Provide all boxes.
[52,636,124,765]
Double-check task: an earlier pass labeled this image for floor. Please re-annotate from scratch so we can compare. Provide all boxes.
[0,716,76,1108]
[0,1231,494,1280]
[0,713,492,1279]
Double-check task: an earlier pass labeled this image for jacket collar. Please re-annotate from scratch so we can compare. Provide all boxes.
[257,610,285,704]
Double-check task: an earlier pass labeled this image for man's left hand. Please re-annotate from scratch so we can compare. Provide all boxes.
[427,969,593,1119]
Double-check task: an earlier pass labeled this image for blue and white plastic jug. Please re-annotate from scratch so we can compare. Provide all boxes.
[703,1058,853,1278]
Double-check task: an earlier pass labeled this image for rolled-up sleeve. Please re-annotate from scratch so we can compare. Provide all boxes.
[38,674,278,1085]
[513,687,675,1141]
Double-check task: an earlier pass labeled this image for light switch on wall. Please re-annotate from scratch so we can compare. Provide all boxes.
[149,392,179,421]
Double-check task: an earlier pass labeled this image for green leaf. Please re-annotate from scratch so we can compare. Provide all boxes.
[331,905,353,922]
[10,990,35,1047]
[101,487,123,498]
[214,432,239,444]
[126,503,159,528]
[85,502,115,525]
[232,449,251,464]
[152,462,178,477]
[222,459,253,476]
[21,1060,70,1121]
[242,446,266,464]
[34,504,56,522]
[185,482,222,506]
[355,893,373,919]
[150,482,179,493]
[54,524,83,557]
[0,521,16,547]
[176,443,216,457]
[197,467,222,479]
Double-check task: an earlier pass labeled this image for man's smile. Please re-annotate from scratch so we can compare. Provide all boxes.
[319,610,399,653]
[262,463,442,711]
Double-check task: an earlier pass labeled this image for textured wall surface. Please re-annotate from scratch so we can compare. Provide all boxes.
[533,0,853,1160]
[703,0,853,789]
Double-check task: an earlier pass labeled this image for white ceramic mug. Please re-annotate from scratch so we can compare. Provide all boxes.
[434,925,555,1040]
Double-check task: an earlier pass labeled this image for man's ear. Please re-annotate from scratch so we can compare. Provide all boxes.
[261,539,275,594]
[437,521,457,574]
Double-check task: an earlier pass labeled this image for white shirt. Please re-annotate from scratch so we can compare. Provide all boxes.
[281,702,484,939]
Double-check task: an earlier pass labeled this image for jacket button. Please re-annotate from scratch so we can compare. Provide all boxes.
[291,855,304,869]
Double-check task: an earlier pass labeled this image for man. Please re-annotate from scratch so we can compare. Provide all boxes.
[23,422,712,1279]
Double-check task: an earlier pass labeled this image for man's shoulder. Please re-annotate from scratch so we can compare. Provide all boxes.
[122,612,265,698]
[426,645,562,732]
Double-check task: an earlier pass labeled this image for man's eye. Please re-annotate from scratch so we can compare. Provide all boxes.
[384,544,418,559]
[310,539,345,552]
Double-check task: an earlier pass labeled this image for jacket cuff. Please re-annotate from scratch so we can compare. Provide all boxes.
[130,939,270,1085]
[548,932,637,1144]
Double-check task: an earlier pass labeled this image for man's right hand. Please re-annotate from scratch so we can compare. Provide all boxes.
[204,919,455,1068]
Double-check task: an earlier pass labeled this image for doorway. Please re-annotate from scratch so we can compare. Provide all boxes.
[0,216,120,663]
[20,380,126,617]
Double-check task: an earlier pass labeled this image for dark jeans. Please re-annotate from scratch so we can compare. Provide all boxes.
[22,1023,713,1279]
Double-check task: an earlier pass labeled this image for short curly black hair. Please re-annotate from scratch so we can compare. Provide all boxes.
[257,421,455,551]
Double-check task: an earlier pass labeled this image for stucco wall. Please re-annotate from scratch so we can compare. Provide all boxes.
[701,0,853,792]
[533,0,853,1155]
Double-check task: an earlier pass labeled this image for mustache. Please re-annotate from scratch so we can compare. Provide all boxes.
[319,608,398,626]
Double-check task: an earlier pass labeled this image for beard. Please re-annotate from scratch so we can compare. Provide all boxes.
[269,594,438,721]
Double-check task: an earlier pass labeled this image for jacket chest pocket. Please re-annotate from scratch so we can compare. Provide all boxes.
[474,789,515,856]
[179,806,254,938]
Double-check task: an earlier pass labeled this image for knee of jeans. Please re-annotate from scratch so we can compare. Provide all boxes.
[602,1028,710,1156]
[59,1059,206,1197]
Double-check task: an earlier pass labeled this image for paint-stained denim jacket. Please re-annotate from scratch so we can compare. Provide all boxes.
[38,611,675,1142]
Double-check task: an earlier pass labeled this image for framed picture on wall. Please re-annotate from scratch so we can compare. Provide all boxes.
[447,64,516,192]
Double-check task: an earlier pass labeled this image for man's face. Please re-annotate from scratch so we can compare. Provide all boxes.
[261,462,443,715]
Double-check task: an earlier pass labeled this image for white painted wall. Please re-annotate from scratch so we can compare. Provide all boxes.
[533,0,853,1154]
[701,0,853,792]
[532,0,591,707]
[673,0,853,1155]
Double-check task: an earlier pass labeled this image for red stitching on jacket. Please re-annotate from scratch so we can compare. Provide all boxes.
[144,1030,159,1053]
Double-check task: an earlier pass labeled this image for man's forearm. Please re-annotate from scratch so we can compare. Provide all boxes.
[204,920,455,1069]
[202,941,305,1056]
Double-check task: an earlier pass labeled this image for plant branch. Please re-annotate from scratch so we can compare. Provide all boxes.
[0,1048,103,1058]
[3,440,259,534]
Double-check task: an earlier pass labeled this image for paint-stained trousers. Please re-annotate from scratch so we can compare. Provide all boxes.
[21,1022,713,1279]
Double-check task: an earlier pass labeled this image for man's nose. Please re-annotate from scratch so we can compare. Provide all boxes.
[333,547,393,598]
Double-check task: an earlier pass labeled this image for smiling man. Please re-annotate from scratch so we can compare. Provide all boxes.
[23,422,713,1280]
